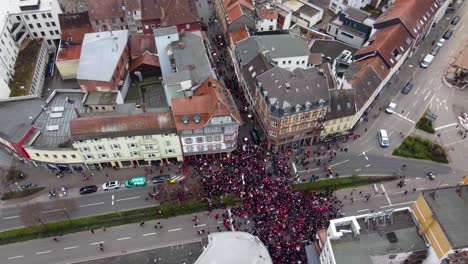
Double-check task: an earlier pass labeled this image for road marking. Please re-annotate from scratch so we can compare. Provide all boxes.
[298,168,319,173]
[365,164,371,168]
[79,202,104,208]
[330,159,350,167]
[393,191,405,194]
[380,201,414,208]
[194,224,207,227]
[417,188,426,191]
[116,196,140,202]
[459,24,465,32]
[112,195,114,206]
[117,237,131,241]
[90,241,104,245]
[440,184,449,187]
[435,123,457,131]
[2,215,19,220]
[381,184,392,205]
[217,221,223,224]
[392,112,416,124]
[355,168,361,172]
[357,209,369,212]
[168,228,182,232]
[444,138,468,147]
[412,101,418,107]
[36,250,51,255]
[8,255,24,260]
[415,177,421,180]
[361,147,374,154]
[142,232,157,236]
[42,208,63,214]
[64,246,78,250]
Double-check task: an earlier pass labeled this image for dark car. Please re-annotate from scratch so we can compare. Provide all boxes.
[402,83,413,94]
[430,46,441,56]
[443,30,453,39]
[79,185,98,195]
[250,129,261,145]
[451,16,460,25]
[151,175,171,184]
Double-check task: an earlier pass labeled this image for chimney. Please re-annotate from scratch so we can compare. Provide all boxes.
[207,81,212,87]
[74,108,81,118]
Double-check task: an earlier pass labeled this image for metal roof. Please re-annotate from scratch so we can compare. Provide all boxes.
[0,97,44,142]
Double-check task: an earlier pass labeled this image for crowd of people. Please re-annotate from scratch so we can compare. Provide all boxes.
[185,144,343,263]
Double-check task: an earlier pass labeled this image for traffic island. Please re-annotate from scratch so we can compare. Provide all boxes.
[1,187,45,200]
[292,175,396,192]
[392,136,449,163]
[416,110,435,133]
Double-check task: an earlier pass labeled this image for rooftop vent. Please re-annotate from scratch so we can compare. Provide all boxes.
[46,125,59,131]
[285,82,291,91]
[182,115,190,124]
[386,232,398,243]
[193,114,201,124]
[52,106,65,112]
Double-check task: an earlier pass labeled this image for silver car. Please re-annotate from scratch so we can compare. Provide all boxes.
[102,181,120,191]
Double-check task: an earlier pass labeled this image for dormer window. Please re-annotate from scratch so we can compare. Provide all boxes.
[182,115,190,124]
[193,114,201,124]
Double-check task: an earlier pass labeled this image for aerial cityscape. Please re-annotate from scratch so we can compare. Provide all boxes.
[0,0,467,263]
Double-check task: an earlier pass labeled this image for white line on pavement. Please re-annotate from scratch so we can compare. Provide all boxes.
[36,250,51,255]
[116,196,140,202]
[8,255,24,260]
[443,138,468,147]
[434,123,457,131]
[365,164,371,168]
[357,209,369,212]
[440,184,449,187]
[168,228,182,232]
[217,221,223,224]
[79,202,104,208]
[64,246,78,250]
[381,184,392,206]
[459,24,465,32]
[42,208,64,214]
[298,168,319,173]
[415,177,421,180]
[112,195,114,206]
[90,241,104,245]
[330,159,350,167]
[142,232,157,236]
[2,215,19,220]
[393,191,405,195]
[355,168,361,172]
[416,188,426,191]
[380,201,414,208]
[117,237,131,241]
[392,112,416,124]
[194,224,207,227]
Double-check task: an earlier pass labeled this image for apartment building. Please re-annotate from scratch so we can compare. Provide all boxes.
[141,0,200,34]
[273,0,324,29]
[256,9,279,32]
[87,0,142,33]
[329,0,376,14]
[214,0,254,37]
[327,7,375,48]
[171,78,242,157]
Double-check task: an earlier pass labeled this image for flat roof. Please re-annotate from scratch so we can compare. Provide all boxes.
[422,186,468,249]
[57,44,82,61]
[0,97,44,142]
[330,210,426,264]
[30,90,85,149]
[77,30,129,82]
[83,91,118,105]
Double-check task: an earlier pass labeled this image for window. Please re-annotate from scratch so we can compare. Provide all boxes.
[196,137,203,143]
[47,13,52,18]
[129,143,137,148]
[293,116,299,123]
[269,130,277,137]
[33,32,38,37]
[186,24,190,29]
[296,61,299,65]
[71,155,76,159]
[214,135,222,141]
[40,31,45,36]
[112,144,120,149]
[45,22,50,27]
[113,152,121,158]
[341,32,354,39]
[35,153,40,157]
[120,17,124,23]
[143,135,152,139]
[29,23,34,28]
[280,128,287,135]
[55,30,59,34]
[42,13,46,19]
[24,15,29,20]
[49,30,54,35]
[32,14,37,19]
[392,48,400,58]
[44,154,49,158]
[282,119,288,125]
[51,21,56,27]
[36,23,42,28]
[62,155,67,159]
[97,145,105,150]
[100,153,108,158]
[53,155,58,158]
[185,138,193,144]
[206,135,213,142]
[271,121,277,127]
[86,155,93,159]
[144,145,154,150]
[288,60,291,64]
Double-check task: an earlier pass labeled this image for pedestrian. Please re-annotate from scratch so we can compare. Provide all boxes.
[413,188,416,192]
[102,226,107,232]
[106,173,109,178]
[91,228,94,234]
[404,190,408,195]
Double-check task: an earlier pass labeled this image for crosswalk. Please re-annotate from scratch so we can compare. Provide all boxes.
[170,175,186,182]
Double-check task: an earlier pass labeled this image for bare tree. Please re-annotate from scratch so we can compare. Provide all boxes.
[19,202,46,228]
[52,199,78,221]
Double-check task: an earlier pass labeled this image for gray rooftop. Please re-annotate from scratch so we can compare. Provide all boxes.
[344,7,370,23]
[331,210,427,264]
[0,97,44,142]
[237,37,261,65]
[83,91,118,105]
[153,26,178,37]
[326,89,356,120]
[256,67,329,116]
[29,90,85,149]
[298,4,319,18]
[309,39,358,61]
[241,54,273,99]
[422,186,468,249]
[351,66,382,110]
[77,30,129,82]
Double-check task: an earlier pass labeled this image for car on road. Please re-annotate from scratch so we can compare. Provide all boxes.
[102,181,120,191]
[151,175,171,184]
[385,102,396,114]
[420,54,434,68]
[436,38,446,47]
[401,82,414,94]
[443,30,453,40]
[250,129,261,145]
[79,185,98,195]
[378,129,390,148]
[451,16,460,25]
[430,46,441,56]
[125,176,147,188]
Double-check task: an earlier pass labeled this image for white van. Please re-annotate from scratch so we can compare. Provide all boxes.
[378,129,390,147]
[420,54,434,68]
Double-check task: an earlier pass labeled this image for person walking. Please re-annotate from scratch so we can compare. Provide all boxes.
[91,228,94,234]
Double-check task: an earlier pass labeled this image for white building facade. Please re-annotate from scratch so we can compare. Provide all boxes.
[329,0,373,14]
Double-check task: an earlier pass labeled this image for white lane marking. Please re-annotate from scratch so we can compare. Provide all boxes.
[80,202,104,208]
[415,177,421,180]
[142,232,157,236]
[459,24,465,32]
[440,184,449,187]
[365,164,371,168]
[381,184,392,206]
[36,250,51,255]
[42,208,63,214]
[90,241,104,245]
[2,215,19,220]
[117,237,131,241]
[412,101,418,107]
[393,191,405,195]
[64,246,78,250]
[217,221,223,224]
[168,228,182,232]
[330,159,350,167]
[381,201,414,208]
[112,194,114,206]
[8,255,24,260]
[360,147,374,154]
[116,196,140,202]
[392,112,416,124]
[194,224,207,227]
[298,168,319,173]
[357,209,369,212]
[355,168,361,172]
[434,123,457,131]
[444,138,468,147]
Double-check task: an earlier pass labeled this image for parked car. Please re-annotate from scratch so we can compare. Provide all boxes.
[420,54,434,68]
[125,176,147,188]
[430,46,441,56]
[385,102,396,114]
[402,82,414,94]
[102,181,120,191]
[378,129,390,148]
[443,30,453,40]
[250,129,261,145]
[79,185,98,195]
[436,38,446,47]
[451,16,460,25]
[151,175,171,184]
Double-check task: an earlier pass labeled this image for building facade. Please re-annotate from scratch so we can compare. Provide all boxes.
[327,7,375,48]
[329,0,375,14]
[274,0,324,29]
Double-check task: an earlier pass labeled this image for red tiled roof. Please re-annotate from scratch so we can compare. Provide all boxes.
[88,0,125,20]
[129,34,157,59]
[59,12,93,44]
[57,45,82,61]
[223,0,254,11]
[171,77,241,130]
[141,0,199,25]
[70,111,176,138]
[257,9,278,20]
[229,25,250,44]
[355,56,390,81]
[129,51,160,72]
[227,4,244,22]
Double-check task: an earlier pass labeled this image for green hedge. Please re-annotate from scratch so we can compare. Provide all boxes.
[293,175,396,192]
[1,187,45,200]
[416,116,435,134]
[0,196,238,245]
[393,136,448,163]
